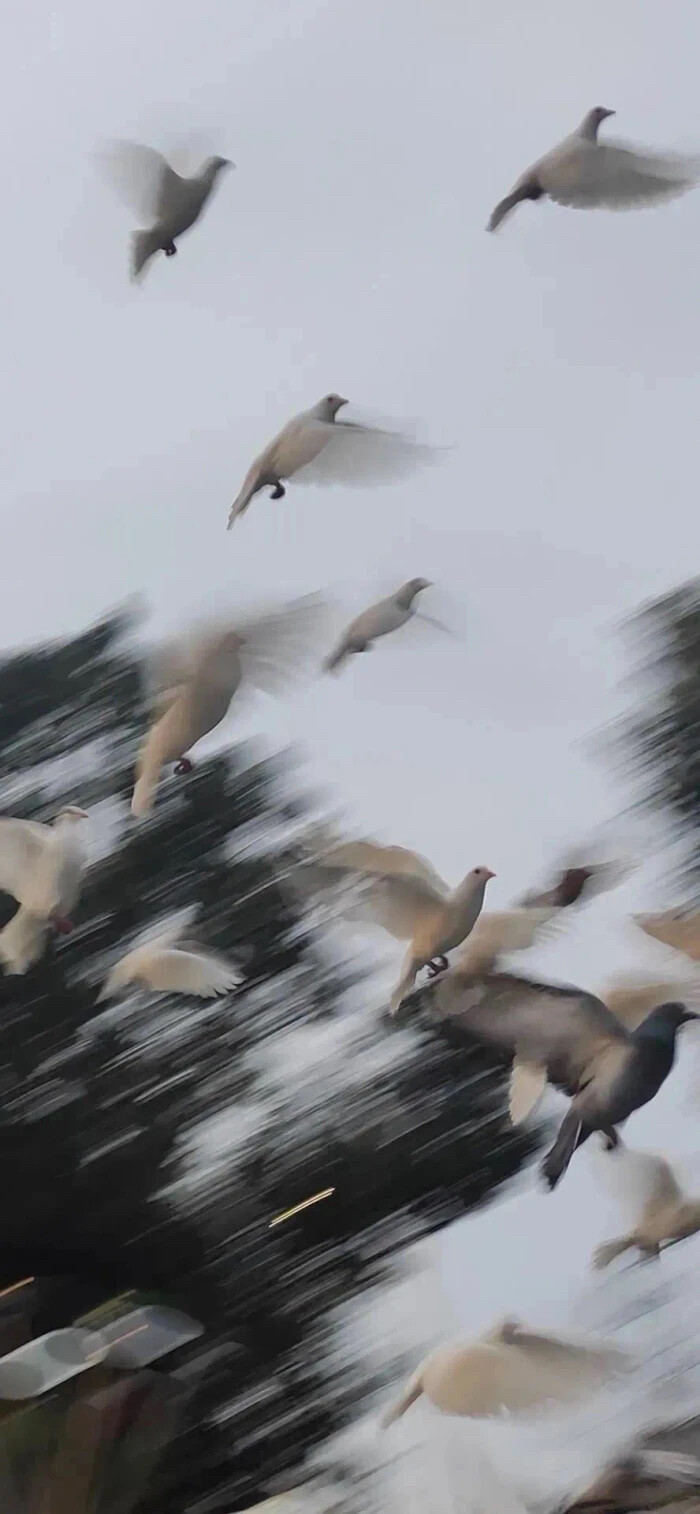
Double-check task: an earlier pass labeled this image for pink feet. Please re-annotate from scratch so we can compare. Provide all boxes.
[174,758,194,776]
[53,915,74,935]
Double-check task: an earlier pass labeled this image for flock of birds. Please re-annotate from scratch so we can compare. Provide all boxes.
[4,100,700,1441]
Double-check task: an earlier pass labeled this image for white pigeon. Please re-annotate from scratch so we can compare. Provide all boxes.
[99,141,233,279]
[296,834,495,1014]
[131,595,327,818]
[380,1317,628,1425]
[227,395,438,528]
[488,107,700,232]
[323,578,440,673]
[0,808,89,975]
[591,1139,700,1268]
[99,922,242,1000]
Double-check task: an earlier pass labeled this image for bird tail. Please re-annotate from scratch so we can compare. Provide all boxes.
[131,229,161,280]
[637,1450,700,1485]
[592,1235,633,1270]
[0,909,49,975]
[487,189,526,233]
[542,1108,585,1190]
[227,480,257,530]
[131,766,158,818]
[379,1369,424,1428]
[322,644,349,674]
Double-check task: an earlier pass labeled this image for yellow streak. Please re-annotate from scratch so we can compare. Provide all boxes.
[0,1278,34,1300]
[269,1189,335,1227]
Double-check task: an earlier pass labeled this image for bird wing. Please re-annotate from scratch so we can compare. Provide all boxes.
[519,850,634,910]
[294,423,441,488]
[234,594,330,695]
[488,1323,628,1401]
[146,948,242,997]
[547,142,700,210]
[508,1058,548,1125]
[0,820,50,903]
[603,975,697,1029]
[97,141,184,221]
[427,970,629,1089]
[454,908,562,975]
[354,873,446,940]
[314,839,449,896]
[634,911,700,963]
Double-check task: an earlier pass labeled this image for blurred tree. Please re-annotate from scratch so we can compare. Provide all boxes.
[0,605,539,1514]
[615,576,700,888]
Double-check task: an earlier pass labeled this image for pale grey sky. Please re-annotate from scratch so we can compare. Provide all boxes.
[3,0,700,1441]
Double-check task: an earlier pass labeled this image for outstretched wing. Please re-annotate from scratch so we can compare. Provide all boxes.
[634,910,700,964]
[296,423,442,488]
[550,143,700,210]
[97,141,183,220]
[423,969,628,1089]
[455,907,562,976]
[0,819,49,903]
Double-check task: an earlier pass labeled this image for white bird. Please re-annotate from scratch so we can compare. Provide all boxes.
[131,595,327,818]
[488,107,700,232]
[227,395,438,528]
[98,141,233,279]
[634,909,700,964]
[592,1140,700,1269]
[0,808,89,975]
[322,579,447,673]
[296,834,494,1014]
[380,1317,627,1425]
[99,922,242,1000]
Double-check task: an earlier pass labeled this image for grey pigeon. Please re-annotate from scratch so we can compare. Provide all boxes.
[227,395,439,528]
[488,107,700,232]
[323,578,435,673]
[100,141,233,279]
[409,967,697,1189]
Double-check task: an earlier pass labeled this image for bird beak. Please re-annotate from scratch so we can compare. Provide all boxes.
[601,108,616,120]
[485,870,497,881]
[681,1009,700,1024]
[337,397,349,408]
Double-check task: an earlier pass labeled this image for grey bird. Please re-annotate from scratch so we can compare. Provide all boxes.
[99,141,233,279]
[323,578,439,673]
[488,107,700,232]
[227,395,438,528]
[412,967,697,1189]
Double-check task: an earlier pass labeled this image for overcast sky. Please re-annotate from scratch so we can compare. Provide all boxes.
[4,0,700,1491]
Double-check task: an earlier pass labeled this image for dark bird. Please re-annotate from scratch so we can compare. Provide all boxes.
[408,968,697,1190]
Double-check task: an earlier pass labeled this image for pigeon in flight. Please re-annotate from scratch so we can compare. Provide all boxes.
[407,966,697,1189]
[380,1317,627,1424]
[592,1138,700,1269]
[99,141,233,279]
[0,808,89,974]
[488,107,700,232]
[99,921,242,1000]
[323,579,438,673]
[227,395,438,528]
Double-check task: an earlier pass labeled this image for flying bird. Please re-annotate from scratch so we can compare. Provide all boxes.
[634,909,700,963]
[293,833,494,1014]
[131,595,327,818]
[227,395,438,528]
[322,579,439,674]
[380,1317,627,1425]
[99,922,242,1000]
[487,107,700,232]
[98,140,233,279]
[0,808,89,975]
[591,1139,700,1269]
[410,967,697,1189]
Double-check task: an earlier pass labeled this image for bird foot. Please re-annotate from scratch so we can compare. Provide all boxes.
[53,915,74,935]
[426,955,449,979]
[174,758,194,776]
[164,242,177,257]
[270,483,286,500]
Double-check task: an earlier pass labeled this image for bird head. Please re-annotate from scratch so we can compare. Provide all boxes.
[591,107,616,124]
[53,807,89,825]
[207,155,234,176]
[406,577,433,596]
[639,1002,699,1038]
[316,393,348,421]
